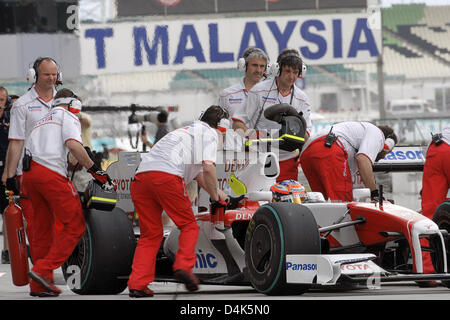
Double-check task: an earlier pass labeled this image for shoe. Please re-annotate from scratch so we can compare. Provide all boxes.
[30,291,60,298]
[173,269,200,292]
[1,250,9,264]
[416,280,439,288]
[129,288,154,298]
[28,271,62,295]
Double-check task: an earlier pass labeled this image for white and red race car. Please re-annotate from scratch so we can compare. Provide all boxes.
[61,140,450,296]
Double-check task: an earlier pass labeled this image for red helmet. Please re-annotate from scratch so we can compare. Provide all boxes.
[270,183,292,203]
[279,180,307,204]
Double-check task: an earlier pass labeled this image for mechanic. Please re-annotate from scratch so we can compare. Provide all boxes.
[1,57,60,279]
[232,48,312,182]
[420,124,450,277]
[0,86,11,264]
[23,88,114,297]
[218,47,269,119]
[141,110,170,148]
[299,122,397,202]
[127,105,229,297]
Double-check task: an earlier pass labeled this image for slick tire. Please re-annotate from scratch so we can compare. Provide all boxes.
[244,202,320,295]
[62,207,136,295]
[431,201,450,288]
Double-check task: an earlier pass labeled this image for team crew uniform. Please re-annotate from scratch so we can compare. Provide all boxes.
[421,125,450,274]
[8,86,55,291]
[128,121,218,292]
[218,78,247,119]
[22,106,86,292]
[300,122,385,201]
[233,78,312,181]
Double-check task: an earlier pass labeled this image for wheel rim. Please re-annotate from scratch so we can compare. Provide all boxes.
[63,224,92,289]
[249,224,273,274]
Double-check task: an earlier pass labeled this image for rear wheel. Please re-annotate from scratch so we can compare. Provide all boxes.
[244,202,320,295]
[62,207,136,294]
[431,201,450,288]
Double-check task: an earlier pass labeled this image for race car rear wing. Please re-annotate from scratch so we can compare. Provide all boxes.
[373,145,427,172]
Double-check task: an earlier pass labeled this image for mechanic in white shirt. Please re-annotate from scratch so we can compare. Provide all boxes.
[127,105,229,297]
[299,121,397,202]
[421,124,450,275]
[2,57,59,293]
[23,88,114,297]
[233,49,312,182]
[218,47,269,119]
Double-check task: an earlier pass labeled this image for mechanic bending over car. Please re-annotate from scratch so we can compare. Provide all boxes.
[420,124,450,277]
[127,105,229,298]
[299,121,397,202]
[23,88,115,297]
[232,48,312,182]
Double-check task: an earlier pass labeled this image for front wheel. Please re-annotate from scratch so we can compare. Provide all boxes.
[62,207,136,294]
[244,202,320,295]
[431,201,450,288]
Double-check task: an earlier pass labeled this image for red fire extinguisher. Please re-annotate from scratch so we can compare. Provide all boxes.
[3,191,29,286]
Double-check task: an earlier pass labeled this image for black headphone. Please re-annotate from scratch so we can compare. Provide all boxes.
[269,50,307,78]
[237,47,269,73]
[27,57,62,84]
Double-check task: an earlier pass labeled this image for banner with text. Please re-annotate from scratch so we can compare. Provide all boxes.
[80,11,382,75]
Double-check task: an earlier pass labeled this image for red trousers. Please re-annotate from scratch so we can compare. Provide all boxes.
[127,171,199,290]
[421,142,450,273]
[277,157,299,182]
[23,161,85,291]
[300,138,353,201]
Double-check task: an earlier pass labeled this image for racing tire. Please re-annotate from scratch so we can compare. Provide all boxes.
[244,202,320,295]
[62,207,136,295]
[431,201,450,288]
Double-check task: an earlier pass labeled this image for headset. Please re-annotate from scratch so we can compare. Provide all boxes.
[53,96,82,114]
[383,133,396,152]
[26,57,63,85]
[237,47,269,73]
[268,50,307,78]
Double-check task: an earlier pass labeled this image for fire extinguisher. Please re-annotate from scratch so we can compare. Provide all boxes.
[3,191,29,286]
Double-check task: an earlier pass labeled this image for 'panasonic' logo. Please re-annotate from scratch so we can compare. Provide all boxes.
[286,262,317,271]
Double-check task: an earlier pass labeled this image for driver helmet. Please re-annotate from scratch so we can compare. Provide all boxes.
[279,180,307,204]
[270,183,292,203]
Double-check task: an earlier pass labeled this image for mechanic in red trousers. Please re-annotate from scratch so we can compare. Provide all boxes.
[23,88,114,297]
[3,58,60,276]
[127,105,228,297]
[420,124,450,278]
[300,122,397,202]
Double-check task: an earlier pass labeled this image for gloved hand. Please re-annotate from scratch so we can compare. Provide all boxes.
[370,189,385,202]
[5,176,19,195]
[226,195,245,210]
[210,199,227,215]
[88,164,117,190]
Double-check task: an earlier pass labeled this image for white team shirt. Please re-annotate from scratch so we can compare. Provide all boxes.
[9,86,56,175]
[218,78,247,119]
[137,121,218,185]
[25,107,82,177]
[233,78,312,161]
[442,124,450,145]
[301,121,385,175]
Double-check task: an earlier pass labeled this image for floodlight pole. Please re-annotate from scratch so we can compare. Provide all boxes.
[377,54,386,120]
